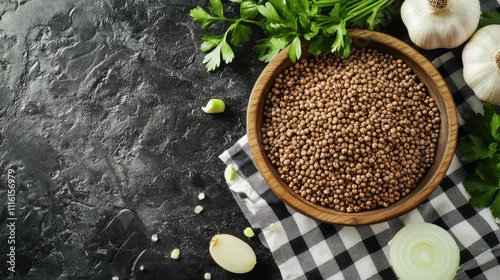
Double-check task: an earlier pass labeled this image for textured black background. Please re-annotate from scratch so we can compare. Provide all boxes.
[0,0,445,279]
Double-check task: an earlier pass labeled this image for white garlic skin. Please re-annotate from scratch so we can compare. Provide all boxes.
[209,234,257,274]
[401,0,481,50]
[463,25,500,105]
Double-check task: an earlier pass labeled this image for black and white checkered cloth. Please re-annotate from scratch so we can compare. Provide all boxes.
[219,3,500,279]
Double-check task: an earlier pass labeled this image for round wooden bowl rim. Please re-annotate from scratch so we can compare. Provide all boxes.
[247,29,458,226]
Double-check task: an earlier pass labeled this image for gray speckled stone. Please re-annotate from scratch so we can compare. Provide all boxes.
[0,0,279,279]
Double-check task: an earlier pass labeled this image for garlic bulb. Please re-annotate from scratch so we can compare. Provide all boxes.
[401,0,481,50]
[209,234,256,274]
[462,25,500,105]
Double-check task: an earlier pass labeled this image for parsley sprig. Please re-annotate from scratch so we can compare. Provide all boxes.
[478,9,500,29]
[190,0,398,71]
[458,102,500,218]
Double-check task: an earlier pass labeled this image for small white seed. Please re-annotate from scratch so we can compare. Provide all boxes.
[151,234,158,242]
[268,223,277,231]
[170,248,181,260]
[204,272,212,280]
[198,192,206,200]
[194,205,204,214]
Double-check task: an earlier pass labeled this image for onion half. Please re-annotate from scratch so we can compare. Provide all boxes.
[389,223,460,280]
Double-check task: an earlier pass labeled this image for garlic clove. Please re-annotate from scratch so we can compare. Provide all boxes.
[224,164,237,182]
[209,234,257,274]
[202,99,226,113]
[401,0,481,50]
[463,25,500,105]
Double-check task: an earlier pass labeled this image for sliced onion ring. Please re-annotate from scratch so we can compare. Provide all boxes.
[389,223,460,280]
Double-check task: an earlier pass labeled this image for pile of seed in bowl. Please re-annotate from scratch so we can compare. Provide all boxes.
[261,48,441,213]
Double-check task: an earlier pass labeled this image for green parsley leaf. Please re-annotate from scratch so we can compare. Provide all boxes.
[483,101,496,121]
[262,22,295,36]
[190,6,219,29]
[478,9,500,29]
[339,33,352,57]
[303,21,320,41]
[201,31,234,71]
[200,34,223,52]
[190,6,212,22]
[220,39,235,64]
[298,13,311,30]
[464,174,500,207]
[490,114,500,141]
[462,107,495,144]
[230,22,252,46]
[329,20,348,54]
[308,34,334,55]
[254,37,290,62]
[258,2,282,23]
[191,0,401,71]
[491,195,500,218]
[240,1,260,19]
[366,7,381,29]
[209,0,225,18]
[459,101,500,219]
[202,44,223,72]
[475,158,500,183]
[458,135,495,162]
[268,0,298,30]
[288,36,302,63]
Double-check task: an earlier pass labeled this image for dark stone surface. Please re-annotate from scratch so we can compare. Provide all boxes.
[0,1,447,280]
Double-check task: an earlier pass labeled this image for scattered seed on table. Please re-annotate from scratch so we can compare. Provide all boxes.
[198,192,206,200]
[151,234,158,243]
[194,205,204,214]
[170,248,181,259]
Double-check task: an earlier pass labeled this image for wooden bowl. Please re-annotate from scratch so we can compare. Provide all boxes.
[247,29,458,226]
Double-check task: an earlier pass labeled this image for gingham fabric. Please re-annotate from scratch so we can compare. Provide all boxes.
[218,4,500,280]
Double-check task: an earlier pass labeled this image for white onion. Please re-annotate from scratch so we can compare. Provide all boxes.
[389,223,460,280]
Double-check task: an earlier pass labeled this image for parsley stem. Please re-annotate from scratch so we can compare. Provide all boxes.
[211,16,259,25]
[346,1,391,24]
[313,0,342,8]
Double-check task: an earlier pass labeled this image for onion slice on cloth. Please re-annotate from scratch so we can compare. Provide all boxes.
[389,223,460,280]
